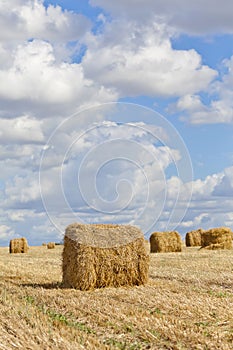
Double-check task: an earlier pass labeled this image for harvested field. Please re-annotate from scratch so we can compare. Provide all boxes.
[0,245,233,349]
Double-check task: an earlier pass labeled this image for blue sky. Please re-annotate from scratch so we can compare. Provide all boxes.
[44,0,101,16]
[0,0,233,245]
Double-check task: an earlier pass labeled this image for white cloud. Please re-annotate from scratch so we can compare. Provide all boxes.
[0,225,15,240]
[0,115,44,144]
[212,167,233,196]
[0,40,117,110]
[83,20,217,98]
[90,0,233,35]
[144,164,233,235]
[171,166,233,232]
[0,145,37,161]
[0,2,116,117]
[3,134,233,240]
[4,174,41,208]
[0,43,11,68]
[175,94,204,112]
[175,95,233,125]
[174,56,233,124]
[7,209,44,222]
[0,207,60,245]
[38,119,188,234]
[0,0,90,44]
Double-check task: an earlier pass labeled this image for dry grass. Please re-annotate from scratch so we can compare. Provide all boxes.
[0,244,233,349]
[63,223,149,290]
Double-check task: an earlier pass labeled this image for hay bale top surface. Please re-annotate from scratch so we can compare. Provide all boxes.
[204,227,232,237]
[65,223,144,248]
[150,231,180,238]
[187,228,204,234]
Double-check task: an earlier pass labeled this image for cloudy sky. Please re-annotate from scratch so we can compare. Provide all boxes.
[0,0,233,245]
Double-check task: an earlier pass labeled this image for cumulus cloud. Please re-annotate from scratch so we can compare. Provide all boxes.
[83,20,217,98]
[0,0,90,44]
[90,0,233,35]
[171,166,233,233]
[0,40,117,113]
[0,145,42,188]
[212,167,233,196]
[0,115,44,144]
[173,55,233,124]
[3,173,42,210]
[174,94,233,124]
[0,1,219,118]
[146,164,233,235]
[0,224,15,240]
[0,1,116,116]
[38,117,189,235]
[0,207,60,245]
[3,126,233,239]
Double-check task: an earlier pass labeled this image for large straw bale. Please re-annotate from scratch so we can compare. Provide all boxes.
[185,229,203,247]
[9,237,29,254]
[201,227,232,250]
[150,231,182,253]
[62,223,149,290]
[47,242,55,249]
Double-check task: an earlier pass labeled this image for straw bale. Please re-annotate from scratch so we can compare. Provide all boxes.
[201,227,232,250]
[42,243,47,246]
[62,223,149,290]
[150,231,182,253]
[9,237,29,254]
[185,229,203,247]
[47,242,55,249]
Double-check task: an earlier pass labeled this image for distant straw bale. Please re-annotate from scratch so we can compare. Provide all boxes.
[62,223,149,290]
[185,229,204,247]
[42,243,47,247]
[47,242,55,249]
[150,231,182,253]
[9,238,29,254]
[201,227,232,250]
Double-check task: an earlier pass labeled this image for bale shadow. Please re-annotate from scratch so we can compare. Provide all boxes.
[20,282,64,289]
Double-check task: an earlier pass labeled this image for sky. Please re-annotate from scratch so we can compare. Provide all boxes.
[0,0,233,245]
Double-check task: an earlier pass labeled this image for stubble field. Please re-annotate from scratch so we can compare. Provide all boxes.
[0,244,232,350]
